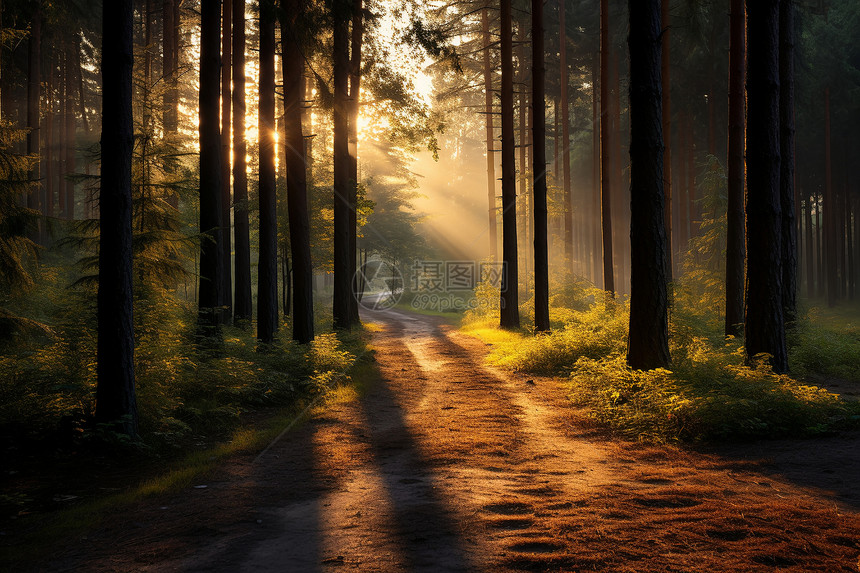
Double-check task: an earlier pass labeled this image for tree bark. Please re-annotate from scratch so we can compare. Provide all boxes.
[257,0,278,343]
[64,44,75,219]
[198,0,224,336]
[559,0,573,269]
[220,0,233,320]
[482,8,498,260]
[97,0,138,437]
[348,0,363,325]
[592,56,601,287]
[725,0,745,336]
[232,0,252,323]
[744,0,787,373]
[824,87,835,306]
[779,0,797,323]
[282,0,314,343]
[600,0,614,295]
[162,0,177,134]
[332,0,351,329]
[532,0,549,332]
[627,0,670,370]
[661,0,672,280]
[499,0,519,329]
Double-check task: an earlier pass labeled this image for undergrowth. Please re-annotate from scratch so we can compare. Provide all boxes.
[462,275,860,443]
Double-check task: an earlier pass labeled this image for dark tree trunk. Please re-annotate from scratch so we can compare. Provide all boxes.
[64,45,75,219]
[332,0,351,329]
[232,0,252,322]
[779,0,797,323]
[482,8,498,260]
[725,0,745,336]
[600,0,614,295]
[257,0,278,343]
[627,0,670,370]
[220,0,233,320]
[824,88,835,306]
[499,0,519,329]
[97,0,138,437]
[198,0,224,335]
[45,53,53,223]
[532,0,549,332]
[282,0,314,343]
[348,0,363,325]
[162,0,177,134]
[661,0,672,280]
[26,4,39,242]
[805,189,814,295]
[744,0,787,373]
[559,0,573,269]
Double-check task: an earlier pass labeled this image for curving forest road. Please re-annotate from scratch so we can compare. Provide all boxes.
[48,308,860,572]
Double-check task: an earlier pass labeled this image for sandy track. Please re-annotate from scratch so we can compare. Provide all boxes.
[44,308,860,572]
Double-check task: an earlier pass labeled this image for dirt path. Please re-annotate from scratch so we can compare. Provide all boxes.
[43,308,860,572]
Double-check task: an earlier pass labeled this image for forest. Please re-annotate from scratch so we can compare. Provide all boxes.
[2,0,860,570]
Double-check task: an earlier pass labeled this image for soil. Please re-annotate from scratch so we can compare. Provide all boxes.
[19,308,860,571]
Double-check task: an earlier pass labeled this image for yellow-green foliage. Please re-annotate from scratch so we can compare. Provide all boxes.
[464,273,859,443]
[790,307,860,383]
[0,269,358,450]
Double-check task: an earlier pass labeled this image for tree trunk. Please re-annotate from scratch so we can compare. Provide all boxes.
[824,87,835,306]
[332,0,351,330]
[627,0,670,370]
[257,0,278,343]
[220,0,233,320]
[482,7,498,260]
[725,0,745,336]
[44,52,53,223]
[744,0,787,373]
[97,0,138,437]
[559,0,573,269]
[198,0,224,336]
[600,0,614,295]
[348,0,363,325]
[518,22,528,281]
[499,0,519,329]
[64,45,75,219]
[162,0,177,134]
[75,35,89,135]
[532,0,549,332]
[592,56,601,287]
[804,189,814,296]
[779,0,796,323]
[232,0,252,323]
[661,0,672,280]
[282,0,314,343]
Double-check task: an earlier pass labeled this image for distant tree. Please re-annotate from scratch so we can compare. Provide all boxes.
[499,0,519,329]
[233,0,252,323]
[559,0,572,269]
[744,0,787,373]
[258,0,279,344]
[627,0,670,370]
[198,0,224,338]
[481,7,497,260]
[26,1,40,243]
[532,0,549,333]
[282,0,314,343]
[725,0,745,337]
[96,0,138,436]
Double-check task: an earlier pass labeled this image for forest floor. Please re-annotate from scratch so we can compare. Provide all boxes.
[23,308,860,572]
